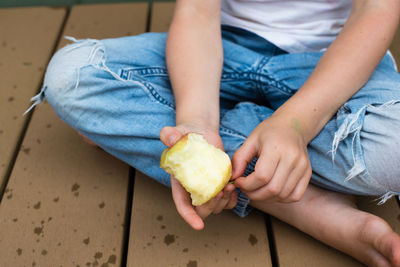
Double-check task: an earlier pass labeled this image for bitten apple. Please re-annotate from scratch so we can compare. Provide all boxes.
[160,133,232,206]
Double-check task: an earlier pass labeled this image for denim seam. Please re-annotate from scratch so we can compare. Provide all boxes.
[141,81,175,110]
[219,126,247,140]
[121,67,169,79]
[254,56,295,97]
[119,68,175,110]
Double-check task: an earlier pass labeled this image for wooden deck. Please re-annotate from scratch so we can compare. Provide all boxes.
[0,3,399,266]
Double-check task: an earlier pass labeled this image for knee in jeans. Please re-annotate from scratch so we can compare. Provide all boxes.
[43,39,105,108]
[362,102,400,193]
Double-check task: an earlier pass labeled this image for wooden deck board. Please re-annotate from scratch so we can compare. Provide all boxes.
[128,172,272,267]
[1,2,399,266]
[0,3,148,266]
[0,7,66,193]
[127,3,272,266]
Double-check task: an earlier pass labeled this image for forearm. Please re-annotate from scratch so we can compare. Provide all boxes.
[275,0,400,143]
[166,0,222,132]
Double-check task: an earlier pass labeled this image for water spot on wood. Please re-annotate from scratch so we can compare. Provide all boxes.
[0,130,3,134]
[156,215,163,221]
[71,183,80,192]
[186,260,197,267]
[182,248,189,253]
[234,257,238,262]
[34,226,43,235]
[86,262,91,266]
[164,234,175,246]
[57,242,61,246]
[226,249,229,254]
[83,237,90,245]
[13,116,17,120]
[48,217,52,222]
[22,147,31,155]
[36,139,41,144]
[33,201,41,210]
[248,234,258,246]
[46,124,52,128]
[152,235,156,239]
[16,248,22,255]
[8,96,14,102]
[99,202,105,209]
[107,255,116,264]
[53,196,59,202]
[94,252,103,259]
[93,186,98,189]
[23,62,32,66]
[147,242,151,246]
[11,46,16,51]
[41,220,45,225]
[23,167,27,171]
[7,193,12,199]
[161,225,166,229]
[41,249,47,256]
[13,218,18,222]
[13,84,17,89]
[204,244,208,247]
[32,261,36,266]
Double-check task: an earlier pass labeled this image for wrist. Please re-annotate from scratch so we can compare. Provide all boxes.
[176,107,220,133]
[273,105,318,144]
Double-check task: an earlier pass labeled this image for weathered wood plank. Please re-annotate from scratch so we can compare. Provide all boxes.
[0,7,66,194]
[150,1,175,33]
[127,3,272,266]
[128,172,272,267]
[0,3,148,266]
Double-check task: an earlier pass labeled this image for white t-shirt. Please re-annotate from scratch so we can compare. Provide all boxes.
[221,0,352,53]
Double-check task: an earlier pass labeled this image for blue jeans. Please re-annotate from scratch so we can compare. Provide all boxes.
[27,26,400,217]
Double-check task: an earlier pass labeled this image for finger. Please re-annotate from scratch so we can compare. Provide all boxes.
[212,184,235,214]
[286,167,312,202]
[231,138,258,179]
[225,190,238,210]
[277,162,308,201]
[234,151,279,191]
[195,192,223,219]
[170,177,204,230]
[160,126,183,147]
[242,159,292,201]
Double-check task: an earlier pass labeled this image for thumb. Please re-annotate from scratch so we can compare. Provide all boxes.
[231,139,258,179]
[160,126,183,147]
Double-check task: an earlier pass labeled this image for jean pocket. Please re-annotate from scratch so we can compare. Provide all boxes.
[119,67,175,110]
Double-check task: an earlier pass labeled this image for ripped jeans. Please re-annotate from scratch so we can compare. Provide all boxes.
[27,25,400,217]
